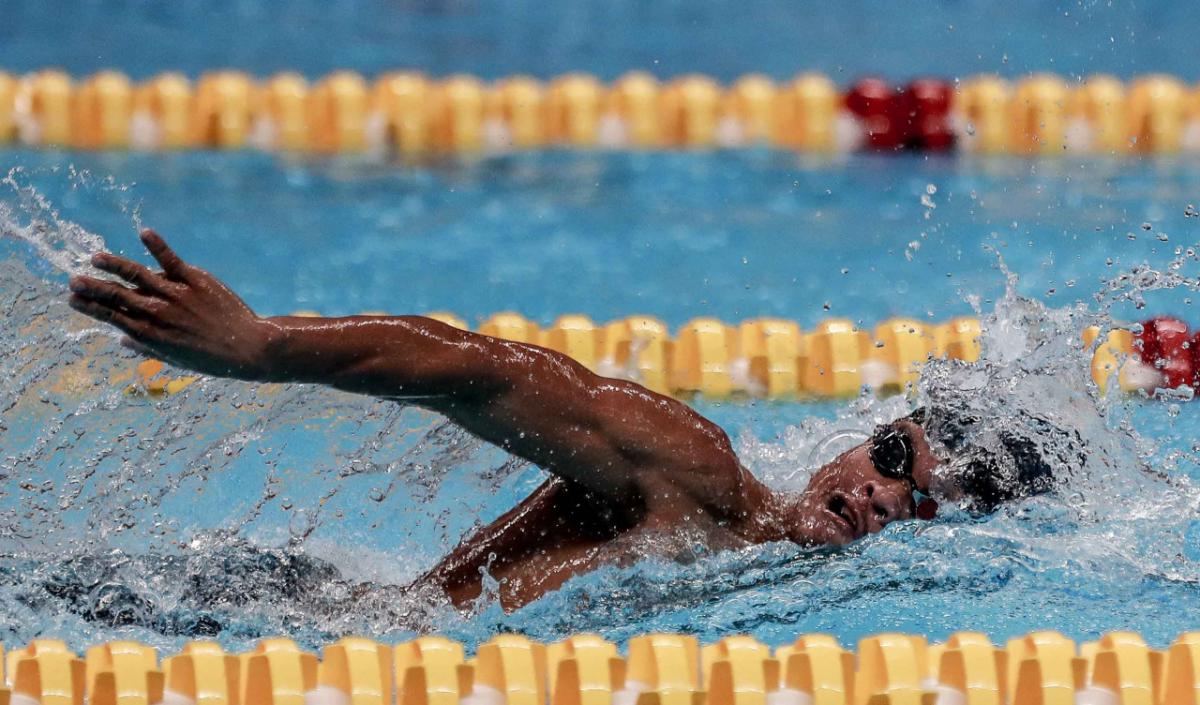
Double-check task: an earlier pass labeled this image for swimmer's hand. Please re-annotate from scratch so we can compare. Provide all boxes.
[67,229,275,380]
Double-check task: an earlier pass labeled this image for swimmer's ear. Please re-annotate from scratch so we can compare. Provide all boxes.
[140,229,190,280]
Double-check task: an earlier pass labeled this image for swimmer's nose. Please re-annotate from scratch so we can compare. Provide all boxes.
[863,480,908,530]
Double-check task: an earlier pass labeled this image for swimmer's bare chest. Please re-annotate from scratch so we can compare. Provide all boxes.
[421,476,745,610]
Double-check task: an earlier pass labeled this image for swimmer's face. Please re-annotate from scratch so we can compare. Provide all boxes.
[786,419,945,546]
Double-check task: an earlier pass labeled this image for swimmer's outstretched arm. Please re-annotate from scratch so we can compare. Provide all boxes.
[68,230,764,520]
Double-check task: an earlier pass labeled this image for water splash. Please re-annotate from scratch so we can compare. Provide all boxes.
[0,166,139,275]
[732,249,1200,647]
[0,168,542,650]
[2,165,1200,653]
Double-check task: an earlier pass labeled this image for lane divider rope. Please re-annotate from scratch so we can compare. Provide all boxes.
[3,69,1199,155]
[0,630,1195,705]
[122,312,1188,401]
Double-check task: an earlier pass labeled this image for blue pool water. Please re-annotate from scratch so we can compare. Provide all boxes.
[3,0,1200,81]
[4,0,1200,658]
[2,150,1200,654]
[6,149,1198,326]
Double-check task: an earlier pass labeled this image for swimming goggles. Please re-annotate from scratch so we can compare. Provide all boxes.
[869,424,938,520]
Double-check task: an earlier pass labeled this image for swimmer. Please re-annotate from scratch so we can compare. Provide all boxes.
[67,230,1067,610]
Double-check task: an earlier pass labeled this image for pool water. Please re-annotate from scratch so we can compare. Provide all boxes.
[6,149,1198,325]
[2,150,1200,654]
[3,0,1200,82]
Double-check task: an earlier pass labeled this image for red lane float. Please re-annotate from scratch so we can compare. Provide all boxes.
[845,77,905,151]
[904,78,955,151]
[1134,316,1193,393]
[845,77,955,152]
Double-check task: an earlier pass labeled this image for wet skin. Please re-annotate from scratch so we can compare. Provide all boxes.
[68,230,945,611]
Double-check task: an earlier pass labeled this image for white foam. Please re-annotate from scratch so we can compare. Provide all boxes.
[765,687,813,705]
[483,119,513,155]
[130,110,162,150]
[249,117,279,151]
[1075,685,1119,705]
[1121,359,1164,393]
[1064,118,1094,153]
[858,359,897,390]
[715,117,745,148]
[832,112,864,153]
[1184,119,1200,152]
[463,684,506,705]
[160,689,194,705]
[929,684,966,705]
[364,111,389,154]
[613,680,650,705]
[304,685,351,705]
[597,115,629,149]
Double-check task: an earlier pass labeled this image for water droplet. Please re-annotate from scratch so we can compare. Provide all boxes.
[289,508,316,538]
[1186,521,1200,562]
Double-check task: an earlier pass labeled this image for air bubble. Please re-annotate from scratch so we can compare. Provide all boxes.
[289,508,316,538]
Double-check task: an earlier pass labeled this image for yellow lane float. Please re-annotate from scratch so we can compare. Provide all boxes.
[1,631,1193,705]
[114,312,1168,401]
[8,69,1200,155]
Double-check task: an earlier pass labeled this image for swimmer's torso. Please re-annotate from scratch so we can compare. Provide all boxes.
[423,476,749,610]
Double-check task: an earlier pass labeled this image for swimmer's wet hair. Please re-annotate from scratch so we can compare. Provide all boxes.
[907,407,1082,513]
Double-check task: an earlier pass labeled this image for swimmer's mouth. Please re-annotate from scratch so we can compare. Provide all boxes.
[826,493,860,538]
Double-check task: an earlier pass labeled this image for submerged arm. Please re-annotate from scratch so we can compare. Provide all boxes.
[68,230,753,513]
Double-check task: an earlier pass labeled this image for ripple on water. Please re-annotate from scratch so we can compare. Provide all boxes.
[2,164,1200,652]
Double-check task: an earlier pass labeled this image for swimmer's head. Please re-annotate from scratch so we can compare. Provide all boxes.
[916,405,1085,512]
[780,407,1080,546]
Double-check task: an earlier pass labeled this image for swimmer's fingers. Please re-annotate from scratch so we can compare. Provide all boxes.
[140,229,191,281]
[68,294,150,340]
[90,252,169,295]
[68,275,160,318]
[120,335,155,356]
